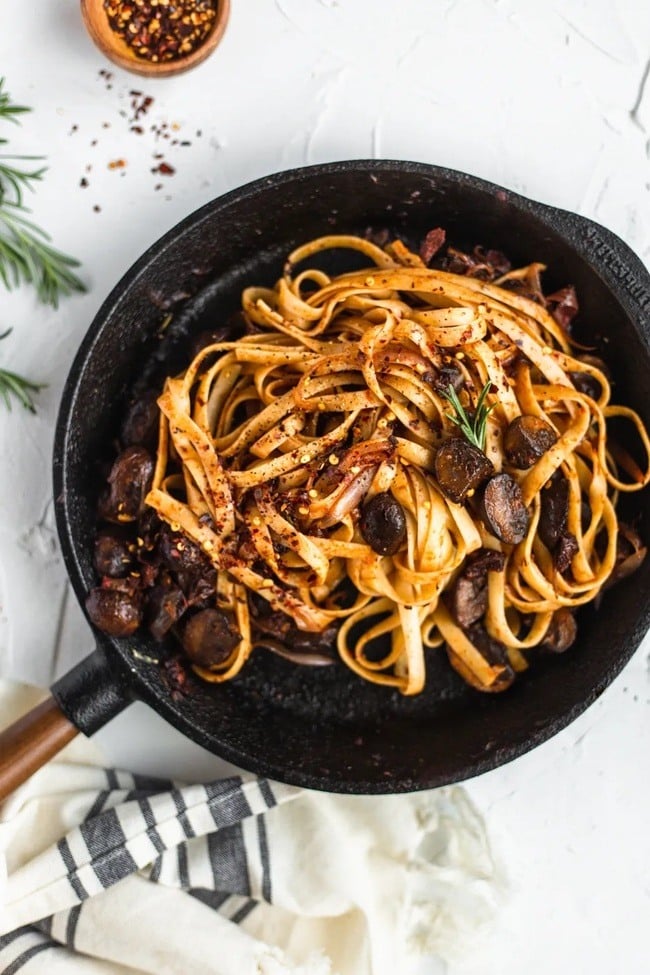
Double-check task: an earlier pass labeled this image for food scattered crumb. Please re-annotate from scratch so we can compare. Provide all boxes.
[108,158,127,170]
[80,177,89,188]
[152,161,175,176]
[93,205,101,213]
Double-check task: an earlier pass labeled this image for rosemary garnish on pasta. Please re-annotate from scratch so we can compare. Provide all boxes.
[442,380,496,452]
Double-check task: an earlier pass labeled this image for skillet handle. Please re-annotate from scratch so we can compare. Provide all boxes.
[0,698,78,804]
[0,648,131,804]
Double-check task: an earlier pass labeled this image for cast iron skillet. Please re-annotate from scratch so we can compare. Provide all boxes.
[1,160,649,800]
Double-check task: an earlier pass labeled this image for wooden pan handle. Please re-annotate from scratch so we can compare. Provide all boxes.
[0,696,78,804]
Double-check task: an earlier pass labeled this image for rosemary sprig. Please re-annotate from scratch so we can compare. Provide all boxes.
[442,381,496,452]
[0,329,44,412]
[0,202,85,306]
[0,146,46,206]
[0,78,85,308]
[0,82,29,123]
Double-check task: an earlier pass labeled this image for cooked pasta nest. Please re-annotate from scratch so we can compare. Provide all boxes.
[144,234,650,695]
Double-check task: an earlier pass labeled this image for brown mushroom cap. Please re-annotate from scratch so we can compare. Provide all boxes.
[86,587,142,637]
[360,492,407,555]
[181,609,241,669]
[503,415,557,469]
[480,474,530,544]
[434,439,494,504]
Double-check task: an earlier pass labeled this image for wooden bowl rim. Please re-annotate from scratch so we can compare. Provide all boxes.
[80,0,231,78]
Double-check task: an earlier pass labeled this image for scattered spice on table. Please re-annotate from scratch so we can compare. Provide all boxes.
[108,158,127,170]
[103,0,219,64]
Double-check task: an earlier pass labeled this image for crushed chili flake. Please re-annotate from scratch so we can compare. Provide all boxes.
[104,0,219,63]
[108,158,127,170]
[152,161,175,175]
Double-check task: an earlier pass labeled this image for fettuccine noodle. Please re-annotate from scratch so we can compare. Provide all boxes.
[145,235,650,694]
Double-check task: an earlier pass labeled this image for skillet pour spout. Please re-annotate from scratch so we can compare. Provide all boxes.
[0,159,649,801]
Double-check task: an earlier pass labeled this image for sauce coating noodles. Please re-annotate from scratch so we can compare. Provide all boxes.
[145,235,650,694]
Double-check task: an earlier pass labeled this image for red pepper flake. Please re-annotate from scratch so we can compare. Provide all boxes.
[108,158,127,170]
[104,0,218,64]
[152,161,175,176]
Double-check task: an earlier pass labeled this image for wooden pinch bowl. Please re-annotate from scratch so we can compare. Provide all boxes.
[80,0,231,78]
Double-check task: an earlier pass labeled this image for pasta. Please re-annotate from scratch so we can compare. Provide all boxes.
[92,233,650,695]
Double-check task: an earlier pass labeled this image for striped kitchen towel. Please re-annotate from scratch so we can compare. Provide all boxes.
[0,683,501,975]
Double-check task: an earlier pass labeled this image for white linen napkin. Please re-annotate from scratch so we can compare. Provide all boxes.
[0,682,501,975]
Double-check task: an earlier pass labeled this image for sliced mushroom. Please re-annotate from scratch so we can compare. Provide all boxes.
[360,492,407,555]
[93,532,134,578]
[181,609,241,668]
[545,285,579,333]
[121,391,160,448]
[435,439,494,504]
[159,526,209,577]
[85,587,142,637]
[480,474,530,544]
[539,608,577,654]
[146,585,187,641]
[98,446,155,524]
[554,532,579,574]
[429,360,465,394]
[503,415,557,469]
[448,549,506,629]
[606,522,647,587]
[538,475,569,551]
[189,324,235,361]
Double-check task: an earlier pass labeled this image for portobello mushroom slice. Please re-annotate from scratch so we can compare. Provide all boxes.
[503,415,557,469]
[435,438,494,504]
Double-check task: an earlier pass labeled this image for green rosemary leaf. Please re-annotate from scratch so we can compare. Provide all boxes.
[0,202,85,307]
[0,78,30,123]
[0,330,44,413]
[442,381,496,453]
[0,155,46,207]
[0,80,85,307]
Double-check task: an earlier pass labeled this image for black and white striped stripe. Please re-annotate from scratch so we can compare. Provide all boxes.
[5,772,297,963]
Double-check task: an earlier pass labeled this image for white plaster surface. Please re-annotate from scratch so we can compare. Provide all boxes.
[1,0,650,971]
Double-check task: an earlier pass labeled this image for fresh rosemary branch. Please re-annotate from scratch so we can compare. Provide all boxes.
[0,78,85,307]
[442,381,496,452]
[0,83,29,123]
[0,148,46,206]
[0,329,44,412]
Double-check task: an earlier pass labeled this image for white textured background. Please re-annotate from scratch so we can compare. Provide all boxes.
[1,1,650,972]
